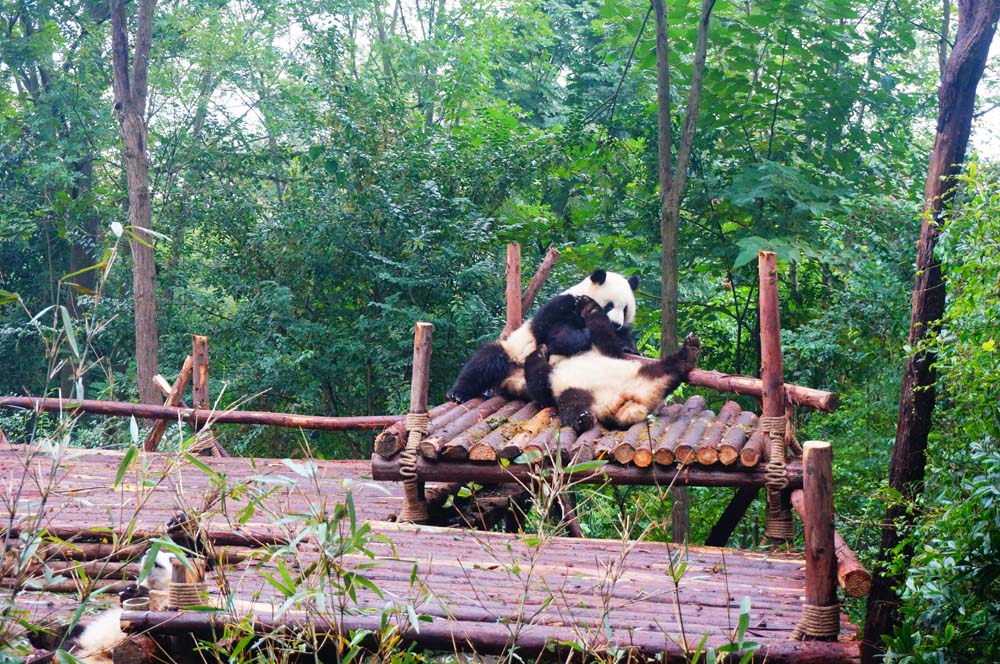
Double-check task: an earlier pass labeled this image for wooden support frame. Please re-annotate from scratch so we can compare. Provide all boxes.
[800,440,839,639]
[521,245,560,312]
[371,454,804,488]
[144,355,193,452]
[792,488,872,597]
[704,486,759,546]
[501,243,522,339]
[190,335,226,456]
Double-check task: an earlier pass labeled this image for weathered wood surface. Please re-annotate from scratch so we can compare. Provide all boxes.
[377,395,772,472]
[4,446,857,662]
[120,523,859,662]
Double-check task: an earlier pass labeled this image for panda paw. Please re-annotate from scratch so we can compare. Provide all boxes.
[682,333,701,367]
[572,410,596,434]
[575,295,603,319]
[447,390,474,404]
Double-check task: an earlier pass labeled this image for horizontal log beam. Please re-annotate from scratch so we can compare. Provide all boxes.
[122,610,858,663]
[371,454,803,488]
[0,397,400,431]
[626,357,840,412]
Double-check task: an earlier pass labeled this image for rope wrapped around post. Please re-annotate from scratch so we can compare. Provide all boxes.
[398,411,430,523]
[792,603,841,640]
[760,414,794,541]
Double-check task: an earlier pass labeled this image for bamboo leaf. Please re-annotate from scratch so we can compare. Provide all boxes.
[59,306,79,359]
[115,445,138,487]
[0,289,18,306]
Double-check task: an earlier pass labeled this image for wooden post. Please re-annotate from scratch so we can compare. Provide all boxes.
[792,488,872,597]
[501,243,522,339]
[398,322,433,523]
[144,355,193,452]
[799,441,839,639]
[0,428,8,445]
[759,251,793,543]
[190,335,225,456]
[521,245,560,312]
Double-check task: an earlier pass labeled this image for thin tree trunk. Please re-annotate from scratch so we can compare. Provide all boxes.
[653,0,717,544]
[862,0,999,660]
[111,0,160,407]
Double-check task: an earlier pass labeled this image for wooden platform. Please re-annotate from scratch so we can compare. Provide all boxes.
[1,445,859,662]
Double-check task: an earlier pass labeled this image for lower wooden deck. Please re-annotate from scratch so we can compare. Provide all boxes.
[0,445,859,662]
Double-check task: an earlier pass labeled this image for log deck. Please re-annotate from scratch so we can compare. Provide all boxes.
[1,445,859,662]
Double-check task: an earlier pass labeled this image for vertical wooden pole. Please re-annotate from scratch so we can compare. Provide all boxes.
[410,323,433,415]
[398,322,433,523]
[758,251,793,543]
[501,243,522,339]
[190,335,225,456]
[758,251,786,422]
[191,335,210,410]
[801,440,838,639]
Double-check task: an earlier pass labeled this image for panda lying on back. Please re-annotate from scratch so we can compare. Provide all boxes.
[447,269,641,403]
[525,296,701,433]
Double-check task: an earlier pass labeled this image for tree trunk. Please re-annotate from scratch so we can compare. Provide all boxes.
[862,1,999,660]
[111,0,160,407]
[653,0,717,544]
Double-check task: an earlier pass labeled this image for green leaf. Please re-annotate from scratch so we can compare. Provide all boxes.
[0,289,18,306]
[115,445,138,487]
[59,306,79,359]
[129,416,139,444]
[406,605,421,633]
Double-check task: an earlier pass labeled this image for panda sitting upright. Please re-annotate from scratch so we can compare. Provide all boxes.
[525,295,701,434]
[447,269,640,403]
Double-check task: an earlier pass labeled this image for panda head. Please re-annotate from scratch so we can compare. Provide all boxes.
[139,549,175,592]
[563,269,639,329]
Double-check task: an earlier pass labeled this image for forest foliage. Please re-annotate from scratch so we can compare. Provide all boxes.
[0,0,998,660]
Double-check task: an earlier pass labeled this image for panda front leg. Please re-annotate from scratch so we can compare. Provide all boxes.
[524,344,556,406]
[557,388,597,434]
[447,342,514,403]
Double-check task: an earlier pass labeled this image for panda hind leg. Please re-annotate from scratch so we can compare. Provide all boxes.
[447,342,514,403]
[557,388,597,434]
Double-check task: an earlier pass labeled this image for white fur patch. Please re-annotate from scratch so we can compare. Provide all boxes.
[71,608,124,663]
[563,272,637,328]
[500,322,538,363]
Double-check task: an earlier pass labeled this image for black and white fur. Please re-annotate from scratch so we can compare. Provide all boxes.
[447,269,640,403]
[526,297,701,434]
[31,549,173,663]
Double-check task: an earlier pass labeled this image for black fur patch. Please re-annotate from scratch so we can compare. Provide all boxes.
[557,388,596,434]
[447,341,514,402]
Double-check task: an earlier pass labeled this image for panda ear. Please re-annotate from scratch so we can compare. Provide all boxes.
[628,275,640,291]
[590,269,608,285]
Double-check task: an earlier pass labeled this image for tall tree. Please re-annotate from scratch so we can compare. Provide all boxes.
[653,0,717,543]
[111,0,159,406]
[862,0,1000,660]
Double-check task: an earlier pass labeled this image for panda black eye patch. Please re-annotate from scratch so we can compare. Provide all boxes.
[603,303,614,312]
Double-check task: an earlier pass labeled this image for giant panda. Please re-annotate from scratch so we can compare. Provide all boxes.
[447,269,641,403]
[30,549,174,663]
[525,296,701,434]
